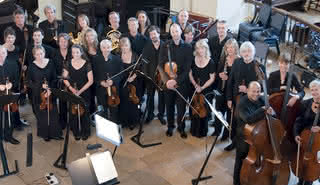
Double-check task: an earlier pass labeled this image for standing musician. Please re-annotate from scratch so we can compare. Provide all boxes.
[26,46,62,142]
[234,81,274,185]
[159,23,193,138]
[136,10,151,37]
[125,17,148,56]
[3,27,28,131]
[142,25,166,125]
[293,79,320,185]
[177,10,193,40]
[188,39,216,138]
[0,46,20,144]
[226,41,264,151]
[118,37,142,129]
[184,25,196,48]
[63,44,93,141]
[268,54,305,105]
[74,14,90,45]
[103,11,122,53]
[213,38,240,145]
[95,39,123,123]
[38,4,65,48]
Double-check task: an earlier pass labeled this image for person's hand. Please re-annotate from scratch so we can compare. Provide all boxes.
[239,85,247,93]
[22,65,27,71]
[0,84,6,91]
[42,83,48,89]
[70,87,78,95]
[295,136,301,144]
[280,85,287,91]
[44,89,51,97]
[166,79,177,89]
[106,80,113,87]
[219,72,228,81]
[128,73,137,82]
[196,86,202,93]
[266,107,274,115]
[5,82,12,90]
[311,126,320,133]
[227,100,233,109]
[287,96,298,107]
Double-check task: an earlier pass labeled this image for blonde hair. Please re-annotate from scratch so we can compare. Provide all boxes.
[194,39,211,58]
[223,38,240,57]
[32,45,46,56]
[77,14,90,30]
[119,37,131,52]
[82,28,98,50]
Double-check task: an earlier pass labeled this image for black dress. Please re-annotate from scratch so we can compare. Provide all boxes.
[38,20,65,48]
[26,60,62,139]
[64,61,92,138]
[189,58,215,138]
[119,54,143,128]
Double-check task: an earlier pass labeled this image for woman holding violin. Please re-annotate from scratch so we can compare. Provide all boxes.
[63,44,93,140]
[188,39,215,138]
[95,39,123,123]
[118,37,143,129]
[26,46,62,142]
[293,79,320,185]
[0,46,20,144]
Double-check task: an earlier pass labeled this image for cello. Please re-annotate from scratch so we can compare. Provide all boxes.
[291,102,320,182]
[240,80,290,185]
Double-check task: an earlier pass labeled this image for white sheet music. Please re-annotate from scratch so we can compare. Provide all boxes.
[90,151,118,184]
[95,114,122,146]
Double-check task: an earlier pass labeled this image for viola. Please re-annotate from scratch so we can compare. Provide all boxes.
[70,83,85,116]
[240,80,290,185]
[164,45,178,81]
[39,79,53,111]
[128,84,139,104]
[291,101,320,182]
[106,74,120,107]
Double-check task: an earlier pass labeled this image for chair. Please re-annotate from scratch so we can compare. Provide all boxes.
[238,4,272,42]
[250,13,287,55]
[254,41,269,66]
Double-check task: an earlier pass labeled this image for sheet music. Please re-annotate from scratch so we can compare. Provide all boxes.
[90,151,118,184]
[95,114,122,146]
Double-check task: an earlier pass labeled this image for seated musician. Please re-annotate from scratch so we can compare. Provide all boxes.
[268,54,305,106]
[234,81,274,185]
[38,4,65,48]
[294,79,320,185]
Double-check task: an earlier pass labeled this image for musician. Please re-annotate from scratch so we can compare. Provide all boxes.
[0,46,20,144]
[119,37,142,129]
[184,24,195,48]
[142,26,166,125]
[104,11,122,54]
[38,4,65,48]
[268,54,305,106]
[10,8,33,54]
[213,38,240,145]
[3,27,29,131]
[75,14,90,45]
[226,41,265,151]
[125,17,148,56]
[234,81,274,185]
[294,79,320,185]
[159,23,193,138]
[136,10,151,36]
[26,46,62,141]
[189,39,216,138]
[52,33,72,129]
[177,10,193,39]
[95,39,123,123]
[208,20,231,68]
[63,44,93,140]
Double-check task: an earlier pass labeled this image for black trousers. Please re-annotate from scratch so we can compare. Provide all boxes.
[0,111,15,140]
[298,179,313,185]
[101,105,119,124]
[233,138,249,185]
[146,85,165,118]
[165,87,188,131]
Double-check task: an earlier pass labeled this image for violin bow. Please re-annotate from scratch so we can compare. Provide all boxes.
[173,87,200,116]
[135,70,163,91]
[123,54,143,88]
[204,97,231,131]
[181,89,197,122]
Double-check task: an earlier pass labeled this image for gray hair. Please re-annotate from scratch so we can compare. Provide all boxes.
[310,79,320,89]
[194,39,211,58]
[127,17,138,25]
[240,41,255,58]
[100,39,112,47]
[44,4,56,14]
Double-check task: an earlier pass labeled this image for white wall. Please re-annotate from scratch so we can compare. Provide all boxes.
[37,0,62,23]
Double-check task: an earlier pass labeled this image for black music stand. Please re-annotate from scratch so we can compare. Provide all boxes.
[0,94,20,178]
[51,88,87,170]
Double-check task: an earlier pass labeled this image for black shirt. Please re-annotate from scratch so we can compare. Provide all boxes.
[10,24,33,54]
[142,40,163,80]
[0,59,19,91]
[208,35,231,64]
[38,20,65,48]
[25,44,55,67]
[52,48,72,76]
[125,32,148,56]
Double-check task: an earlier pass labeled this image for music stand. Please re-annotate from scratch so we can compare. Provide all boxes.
[67,151,120,185]
[0,94,20,178]
[51,88,87,170]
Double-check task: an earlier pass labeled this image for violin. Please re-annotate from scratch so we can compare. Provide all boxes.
[106,74,120,107]
[240,80,290,185]
[128,84,139,104]
[3,78,19,112]
[40,78,53,111]
[164,45,178,80]
[291,101,320,182]
[71,83,85,116]
[191,80,207,118]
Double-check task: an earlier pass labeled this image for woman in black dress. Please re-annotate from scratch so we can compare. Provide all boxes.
[189,39,216,138]
[136,10,151,37]
[53,33,72,129]
[119,37,142,129]
[63,44,93,140]
[213,38,240,146]
[26,46,62,141]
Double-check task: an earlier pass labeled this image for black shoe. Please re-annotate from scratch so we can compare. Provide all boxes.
[158,116,166,125]
[51,136,64,140]
[82,136,89,141]
[180,131,187,139]
[44,137,50,142]
[224,143,235,151]
[166,129,173,137]
[220,134,229,142]
[129,124,135,130]
[145,114,155,124]
[8,137,20,145]
[75,136,81,141]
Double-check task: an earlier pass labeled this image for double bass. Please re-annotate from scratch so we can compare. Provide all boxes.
[240,80,290,185]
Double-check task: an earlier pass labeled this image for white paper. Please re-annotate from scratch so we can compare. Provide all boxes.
[90,151,118,184]
[95,114,122,146]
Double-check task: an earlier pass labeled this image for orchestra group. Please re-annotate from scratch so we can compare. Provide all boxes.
[1,4,319,185]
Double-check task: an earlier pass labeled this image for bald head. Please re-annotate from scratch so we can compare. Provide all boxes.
[247,81,261,101]
[170,23,182,43]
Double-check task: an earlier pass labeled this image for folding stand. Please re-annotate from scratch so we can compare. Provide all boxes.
[0,94,20,178]
[51,88,87,170]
